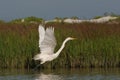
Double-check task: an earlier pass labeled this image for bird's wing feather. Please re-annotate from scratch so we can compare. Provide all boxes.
[38,25,45,48]
[40,27,57,54]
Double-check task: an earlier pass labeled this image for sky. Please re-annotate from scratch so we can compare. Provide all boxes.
[0,0,120,21]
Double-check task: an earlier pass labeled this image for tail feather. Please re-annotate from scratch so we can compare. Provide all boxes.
[34,54,41,60]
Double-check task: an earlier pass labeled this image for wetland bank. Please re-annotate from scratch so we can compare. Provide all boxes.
[0,21,120,69]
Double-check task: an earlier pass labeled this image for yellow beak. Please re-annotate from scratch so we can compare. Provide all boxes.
[72,38,77,40]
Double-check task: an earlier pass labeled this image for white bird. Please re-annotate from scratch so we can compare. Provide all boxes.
[33,25,75,64]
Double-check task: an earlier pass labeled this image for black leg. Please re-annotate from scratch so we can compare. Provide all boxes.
[33,64,41,71]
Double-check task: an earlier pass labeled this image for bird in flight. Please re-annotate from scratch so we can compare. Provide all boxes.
[33,25,76,64]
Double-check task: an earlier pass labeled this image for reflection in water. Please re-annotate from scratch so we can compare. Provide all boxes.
[34,68,120,80]
[35,73,63,80]
[0,68,120,80]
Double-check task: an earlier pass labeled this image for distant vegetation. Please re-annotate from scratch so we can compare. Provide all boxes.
[1,13,120,24]
[0,22,120,69]
[93,13,120,19]
[9,16,43,24]
[93,16,102,19]
[0,20,5,23]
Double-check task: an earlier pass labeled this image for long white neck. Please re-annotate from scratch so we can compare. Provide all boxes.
[54,38,70,57]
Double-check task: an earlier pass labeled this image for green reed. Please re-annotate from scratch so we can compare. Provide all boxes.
[0,22,120,69]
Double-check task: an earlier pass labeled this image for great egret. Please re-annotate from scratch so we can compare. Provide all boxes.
[33,25,75,64]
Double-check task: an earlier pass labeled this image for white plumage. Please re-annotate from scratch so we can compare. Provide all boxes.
[34,25,75,64]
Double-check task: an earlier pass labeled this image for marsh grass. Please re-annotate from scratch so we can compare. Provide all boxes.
[0,22,120,69]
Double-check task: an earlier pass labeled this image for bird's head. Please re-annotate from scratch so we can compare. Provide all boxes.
[67,37,76,41]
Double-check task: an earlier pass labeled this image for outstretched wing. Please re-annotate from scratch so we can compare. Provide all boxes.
[38,25,45,48]
[39,26,57,54]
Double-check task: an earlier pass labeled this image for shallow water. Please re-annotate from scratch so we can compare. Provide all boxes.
[0,68,120,80]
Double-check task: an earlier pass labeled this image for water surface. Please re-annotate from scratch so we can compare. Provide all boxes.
[0,68,120,80]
